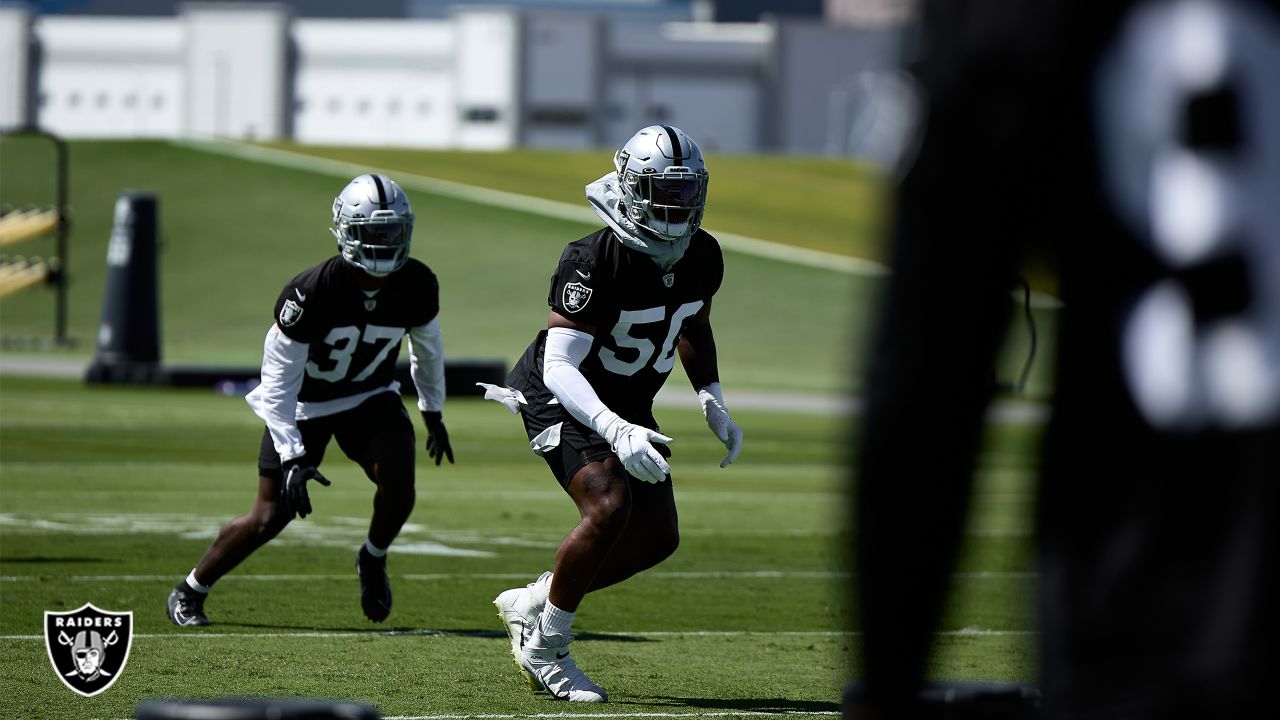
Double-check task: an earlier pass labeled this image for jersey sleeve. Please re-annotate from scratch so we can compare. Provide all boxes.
[272,280,323,343]
[548,245,610,325]
[701,231,725,298]
[405,260,441,327]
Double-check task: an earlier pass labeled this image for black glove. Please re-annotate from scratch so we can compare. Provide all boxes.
[283,462,330,518]
[421,410,454,466]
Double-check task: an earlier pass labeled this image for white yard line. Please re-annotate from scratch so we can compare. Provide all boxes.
[0,628,1036,641]
[378,707,839,712]
[175,139,888,278]
[110,707,839,712]
[0,354,1051,419]
[105,713,839,720]
[0,570,1035,583]
[174,138,1066,311]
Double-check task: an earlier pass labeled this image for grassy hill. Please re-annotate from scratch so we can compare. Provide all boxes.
[0,137,1051,396]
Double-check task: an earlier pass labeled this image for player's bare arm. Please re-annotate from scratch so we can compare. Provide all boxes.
[548,309,595,335]
[675,299,718,388]
[677,300,743,467]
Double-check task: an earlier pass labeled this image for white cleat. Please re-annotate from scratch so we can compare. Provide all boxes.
[518,632,608,703]
[493,572,550,658]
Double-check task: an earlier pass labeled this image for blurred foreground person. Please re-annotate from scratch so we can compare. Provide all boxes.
[167,173,453,627]
[480,126,743,702]
[849,1,1280,718]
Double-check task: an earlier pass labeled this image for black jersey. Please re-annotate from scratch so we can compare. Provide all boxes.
[853,1,1280,718]
[508,228,724,421]
[272,256,439,403]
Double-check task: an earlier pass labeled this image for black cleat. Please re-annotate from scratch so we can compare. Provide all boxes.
[167,582,210,627]
[356,547,392,622]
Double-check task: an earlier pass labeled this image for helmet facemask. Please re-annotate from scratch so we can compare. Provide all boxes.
[610,126,709,246]
[621,167,708,242]
[331,174,414,277]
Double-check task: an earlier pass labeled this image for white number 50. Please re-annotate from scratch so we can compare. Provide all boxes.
[599,301,704,377]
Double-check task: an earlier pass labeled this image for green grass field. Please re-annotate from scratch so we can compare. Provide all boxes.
[0,137,1054,396]
[2,138,1045,718]
[0,376,1037,719]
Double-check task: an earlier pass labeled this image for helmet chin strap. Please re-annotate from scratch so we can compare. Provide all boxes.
[586,173,691,269]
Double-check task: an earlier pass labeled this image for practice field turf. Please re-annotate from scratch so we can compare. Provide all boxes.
[2,138,1046,718]
[0,376,1038,719]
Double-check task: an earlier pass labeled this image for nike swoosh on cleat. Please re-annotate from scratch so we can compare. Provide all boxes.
[555,650,569,660]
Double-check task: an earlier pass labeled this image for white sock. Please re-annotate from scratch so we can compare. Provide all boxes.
[364,538,388,558]
[538,600,575,640]
[185,569,211,594]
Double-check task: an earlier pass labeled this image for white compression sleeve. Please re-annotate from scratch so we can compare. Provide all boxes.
[245,324,308,462]
[408,317,446,413]
[542,327,623,438]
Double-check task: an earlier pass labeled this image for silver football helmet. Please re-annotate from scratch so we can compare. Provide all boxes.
[331,173,414,277]
[614,125,709,242]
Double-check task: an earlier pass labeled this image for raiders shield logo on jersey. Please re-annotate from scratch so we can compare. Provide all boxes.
[663,273,675,288]
[563,282,593,313]
[45,603,133,697]
[279,299,304,327]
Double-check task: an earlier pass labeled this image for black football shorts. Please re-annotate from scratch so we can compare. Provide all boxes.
[258,390,415,483]
[519,399,669,488]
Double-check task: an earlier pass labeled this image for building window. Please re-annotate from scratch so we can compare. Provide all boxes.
[152,95,165,110]
[464,107,499,123]
[356,98,371,115]
[68,92,81,108]
[417,100,431,116]
[96,93,109,109]
[327,98,342,114]
[529,106,589,126]
[387,99,401,115]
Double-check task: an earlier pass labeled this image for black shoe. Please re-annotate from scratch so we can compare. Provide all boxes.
[167,582,210,627]
[356,547,392,622]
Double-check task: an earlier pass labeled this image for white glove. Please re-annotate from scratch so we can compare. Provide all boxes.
[698,382,743,468]
[601,416,673,484]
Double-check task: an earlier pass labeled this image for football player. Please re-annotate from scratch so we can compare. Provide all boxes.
[849,1,1280,718]
[167,173,454,627]
[483,126,744,702]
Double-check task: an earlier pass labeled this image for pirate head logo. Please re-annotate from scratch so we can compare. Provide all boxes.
[562,282,593,313]
[279,299,304,327]
[45,603,133,697]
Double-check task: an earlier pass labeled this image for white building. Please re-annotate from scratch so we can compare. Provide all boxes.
[0,2,903,153]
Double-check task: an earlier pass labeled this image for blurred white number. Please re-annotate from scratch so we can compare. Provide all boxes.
[1097,0,1280,430]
